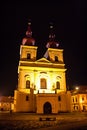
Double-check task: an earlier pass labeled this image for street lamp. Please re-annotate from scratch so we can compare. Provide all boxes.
[75,86,79,90]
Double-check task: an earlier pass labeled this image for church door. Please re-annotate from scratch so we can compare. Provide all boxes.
[43,102,52,114]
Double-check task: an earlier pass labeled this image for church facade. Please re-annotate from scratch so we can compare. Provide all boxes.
[14,22,71,114]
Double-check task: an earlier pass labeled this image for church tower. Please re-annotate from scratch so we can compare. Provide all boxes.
[14,22,38,112]
[18,22,37,93]
[44,24,66,93]
[14,22,71,113]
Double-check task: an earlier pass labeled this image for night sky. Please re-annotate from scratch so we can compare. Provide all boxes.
[0,1,87,96]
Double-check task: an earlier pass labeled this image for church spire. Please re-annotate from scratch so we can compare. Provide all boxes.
[49,23,55,41]
[46,23,59,48]
[22,20,35,46]
[26,20,32,38]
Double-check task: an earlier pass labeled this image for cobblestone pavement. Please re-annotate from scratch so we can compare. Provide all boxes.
[0,112,87,130]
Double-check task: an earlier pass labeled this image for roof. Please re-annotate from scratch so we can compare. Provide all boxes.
[0,96,14,102]
[71,85,87,95]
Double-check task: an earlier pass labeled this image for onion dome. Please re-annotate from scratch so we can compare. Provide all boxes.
[46,23,59,48]
[22,22,35,46]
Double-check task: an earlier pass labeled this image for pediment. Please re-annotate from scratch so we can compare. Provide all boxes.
[36,57,51,63]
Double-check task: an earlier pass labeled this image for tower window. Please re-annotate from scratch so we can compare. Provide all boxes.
[27,53,31,60]
[40,78,47,89]
[26,80,30,88]
[55,56,58,62]
[56,81,60,89]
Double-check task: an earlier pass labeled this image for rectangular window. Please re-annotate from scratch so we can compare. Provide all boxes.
[73,98,74,102]
[26,95,29,101]
[77,106,78,110]
[82,97,84,101]
[40,78,47,89]
[58,96,61,101]
[76,97,77,102]
[56,81,60,89]
[26,80,30,88]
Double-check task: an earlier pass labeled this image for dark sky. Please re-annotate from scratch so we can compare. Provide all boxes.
[0,1,87,96]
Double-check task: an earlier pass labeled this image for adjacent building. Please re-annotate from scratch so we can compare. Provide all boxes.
[71,86,87,112]
[0,96,14,111]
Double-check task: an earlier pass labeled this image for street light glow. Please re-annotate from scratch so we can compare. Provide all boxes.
[75,87,79,90]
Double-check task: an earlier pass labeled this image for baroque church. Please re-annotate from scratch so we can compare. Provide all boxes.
[14,22,71,114]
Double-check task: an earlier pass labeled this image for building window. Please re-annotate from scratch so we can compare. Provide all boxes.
[77,106,78,110]
[26,95,29,101]
[76,97,77,102]
[26,80,30,88]
[73,98,74,102]
[74,106,78,110]
[27,53,31,60]
[55,56,58,62]
[58,96,61,101]
[56,81,60,89]
[82,97,84,101]
[40,78,47,89]
[83,105,86,111]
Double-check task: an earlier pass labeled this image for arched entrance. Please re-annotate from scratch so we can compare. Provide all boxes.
[43,102,52,114]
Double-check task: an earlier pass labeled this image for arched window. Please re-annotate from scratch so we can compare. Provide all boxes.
[27,53,31,60]
[56,81,60,89]
[26,80,30,88]
[55,56,58,62]
[40,78,47,89]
